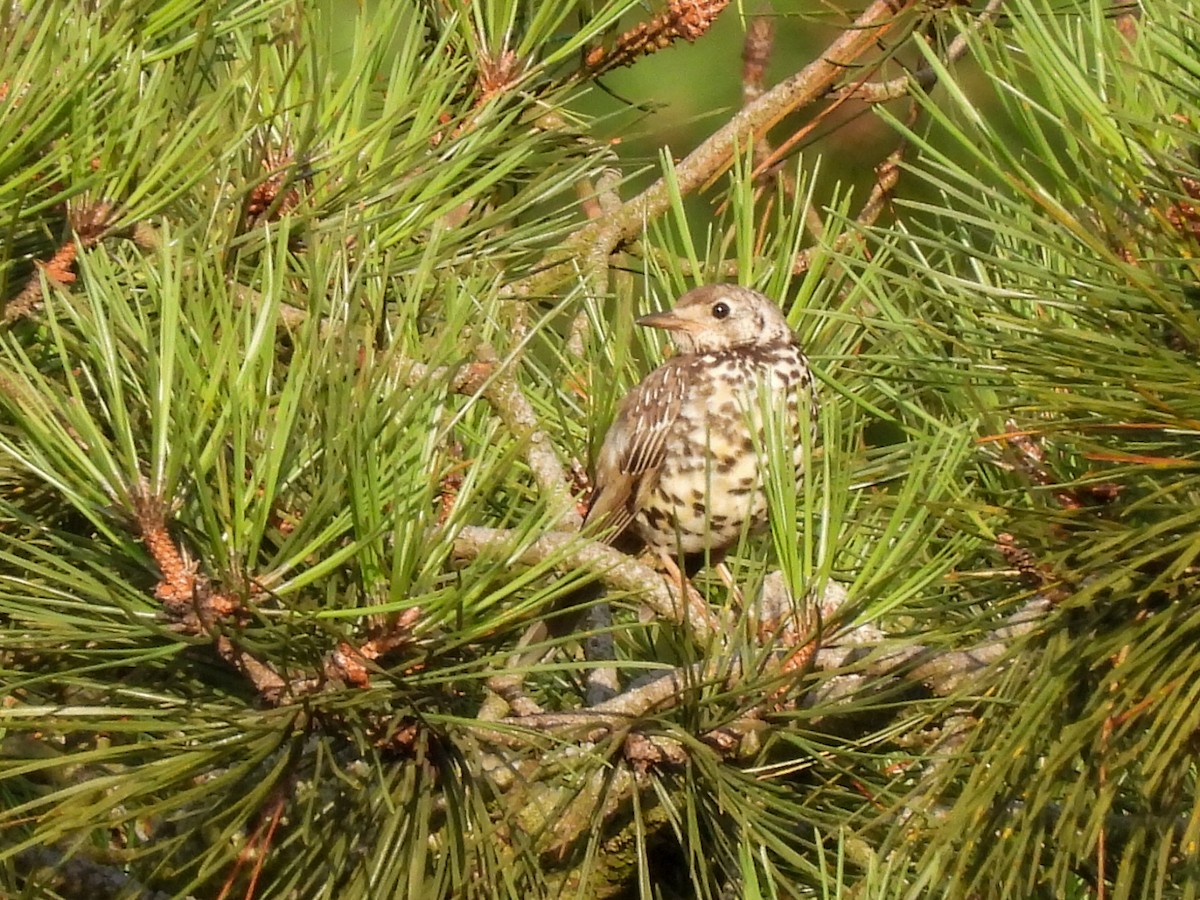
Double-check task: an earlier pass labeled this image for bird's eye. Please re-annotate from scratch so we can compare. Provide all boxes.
[711,301,730,320]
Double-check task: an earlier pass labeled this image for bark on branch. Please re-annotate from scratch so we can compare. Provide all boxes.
[450,525,719,643]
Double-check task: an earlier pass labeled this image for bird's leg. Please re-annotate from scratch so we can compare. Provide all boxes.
[655,550,711,626]
[657,550,689,600]
[714,561,745,608]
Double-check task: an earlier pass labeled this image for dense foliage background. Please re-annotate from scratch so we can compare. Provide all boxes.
[1,0,1198,897]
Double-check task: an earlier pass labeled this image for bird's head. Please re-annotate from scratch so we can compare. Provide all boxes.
[637,285,794,354]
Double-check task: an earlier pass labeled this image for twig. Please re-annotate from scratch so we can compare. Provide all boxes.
[132,488,290,699]
[995,533,1073,605]
[735,11,800,206]
[567,168,623,358]
[740,11,772,105]
[135,484,421,704]
[474,344,583,532]
[984,420,1123,511]
[576,166,624,223]
[450,525,719,642]
[341,569,1056,867]
[469,583,1061,863]
[628,131,905,279]
[830,0,1008,104]
[789,113,908,273]
[269,289,583,530]
[322,608,422,688]
[540,763,643,864]
[482,586,1058,746]
[837,593,1056,697]
[508,0,916,300]
[489,656,743,741]
[514,0,1012,297]
[483,579,844,746]
[583,602,620,705]
[485,671,546,719]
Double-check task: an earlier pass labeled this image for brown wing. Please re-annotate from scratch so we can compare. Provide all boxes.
[583,360,690,544]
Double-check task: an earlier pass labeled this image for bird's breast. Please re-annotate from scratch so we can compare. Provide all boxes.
[633,343,812,555]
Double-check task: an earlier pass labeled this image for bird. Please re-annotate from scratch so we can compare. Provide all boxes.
[519,285,813,705]
[584,283,816,579]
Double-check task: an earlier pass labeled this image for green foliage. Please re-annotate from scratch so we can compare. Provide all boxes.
[1,0,1198,897]
[848,0,1200,895]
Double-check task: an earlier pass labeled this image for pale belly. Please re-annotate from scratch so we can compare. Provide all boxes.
[633,387,807,556]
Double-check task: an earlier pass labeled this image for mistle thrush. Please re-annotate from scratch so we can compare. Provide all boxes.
[585,284,815,567]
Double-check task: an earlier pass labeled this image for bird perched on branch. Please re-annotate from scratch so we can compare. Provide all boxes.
[525,285,813,703]
[585,284,816,580]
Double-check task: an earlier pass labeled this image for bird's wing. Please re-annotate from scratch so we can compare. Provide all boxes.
[583,361,689,543]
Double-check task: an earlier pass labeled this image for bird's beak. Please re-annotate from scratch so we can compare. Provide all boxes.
[636,310,695,333]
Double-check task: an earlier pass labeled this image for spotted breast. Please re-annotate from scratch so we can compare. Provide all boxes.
[585,284,815,560]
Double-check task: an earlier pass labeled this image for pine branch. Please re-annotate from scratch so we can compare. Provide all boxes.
[831,0,1008,104]
[508,0,918,298]
[450,525,720,642]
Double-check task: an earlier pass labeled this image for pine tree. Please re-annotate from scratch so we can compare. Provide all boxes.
[1,0,1197,897]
